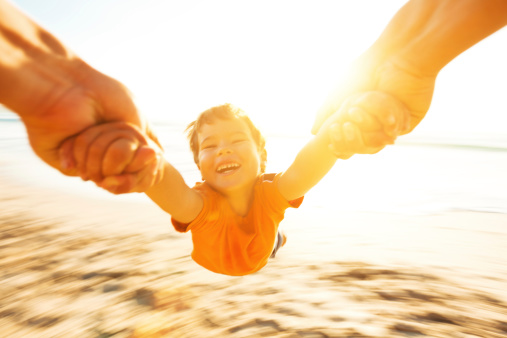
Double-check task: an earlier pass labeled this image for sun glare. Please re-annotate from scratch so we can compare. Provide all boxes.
[66,0,408,136]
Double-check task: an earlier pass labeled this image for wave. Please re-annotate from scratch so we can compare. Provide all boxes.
[396,140,507,153]
[0,112,19,121]
[396,132,507,152]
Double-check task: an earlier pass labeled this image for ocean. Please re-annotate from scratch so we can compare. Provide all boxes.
[1,116,507,216]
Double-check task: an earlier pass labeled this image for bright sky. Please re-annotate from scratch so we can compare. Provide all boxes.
[11,0,507,136]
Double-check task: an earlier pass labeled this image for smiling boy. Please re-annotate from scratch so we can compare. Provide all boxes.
[146,103,329,275]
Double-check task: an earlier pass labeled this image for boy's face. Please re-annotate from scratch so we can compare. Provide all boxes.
[197,118,262,195]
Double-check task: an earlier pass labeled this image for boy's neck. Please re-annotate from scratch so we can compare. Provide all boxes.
[211,176,259,217]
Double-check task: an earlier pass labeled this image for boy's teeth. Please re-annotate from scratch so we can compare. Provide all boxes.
[217,163,240,173]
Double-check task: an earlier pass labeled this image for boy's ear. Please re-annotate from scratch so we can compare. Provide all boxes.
[260,148,267,172]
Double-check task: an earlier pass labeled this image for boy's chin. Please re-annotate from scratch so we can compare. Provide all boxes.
[209,177,255,194]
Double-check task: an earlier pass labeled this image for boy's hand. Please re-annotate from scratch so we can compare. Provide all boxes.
[320,91,410,159]
[60,122,164,194]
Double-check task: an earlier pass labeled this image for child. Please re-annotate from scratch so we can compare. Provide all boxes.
[66,93,406,276]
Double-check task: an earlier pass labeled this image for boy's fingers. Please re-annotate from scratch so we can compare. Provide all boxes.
[59,137,77,176]
[126,152,164,193]
[69,121,161,192]
[98,175,135,195]
[329,123,345,152]
[329,143,353,159]
[355,91,409,137]
[100,161,157,194]
[330,121,391,156]
[342,108,394,149]
[328,124,351,159]
[73,122,149,180]
[98,152,163,194]
[343,122,366,151]
[346,107,381,132]
[124,146,158,173]
[73,126,106,180]
[361,130,396,149]
[328,122,361,154]
[130,159,160,193]
[99,137,139,177]
[86,124,149,181]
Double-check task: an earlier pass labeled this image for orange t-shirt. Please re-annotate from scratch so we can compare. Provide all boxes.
[171,173,303,276]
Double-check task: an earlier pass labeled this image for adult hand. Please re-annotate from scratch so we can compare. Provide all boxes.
[311,53,436,158]
[1,0,162,192]
[312,0,507,158]
[316,88,414,159]
[59,121,164,194]
[20,72,161,174]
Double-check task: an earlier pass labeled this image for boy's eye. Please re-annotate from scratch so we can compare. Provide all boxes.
[233,138,247,144]
[201,144,216,150]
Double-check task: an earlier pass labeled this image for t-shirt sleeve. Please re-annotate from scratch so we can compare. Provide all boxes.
[171,218,190,233]
[288,196,304,208]
[260,173,304,211]
[170,183,214,233]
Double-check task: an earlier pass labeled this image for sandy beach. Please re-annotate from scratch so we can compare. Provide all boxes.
[2,159,507,337]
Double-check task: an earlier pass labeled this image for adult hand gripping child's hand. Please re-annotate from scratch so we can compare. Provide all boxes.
[319,90,411,159]
[59,122,164,194]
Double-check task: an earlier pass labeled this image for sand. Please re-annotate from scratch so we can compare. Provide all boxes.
[1,174,507,338]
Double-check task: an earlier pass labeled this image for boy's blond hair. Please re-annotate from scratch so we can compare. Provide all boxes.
[185,103,267,174]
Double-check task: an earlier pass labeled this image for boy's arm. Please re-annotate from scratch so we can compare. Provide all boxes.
[278,90,409,201]
[277,125,337,202]
[145,160,203,224]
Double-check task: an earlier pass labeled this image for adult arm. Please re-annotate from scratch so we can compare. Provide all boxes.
[312,0,507,156]
[0,0,161,190]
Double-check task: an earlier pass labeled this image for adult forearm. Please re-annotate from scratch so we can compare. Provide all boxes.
[371,0,507,76]
[0,0,93,117]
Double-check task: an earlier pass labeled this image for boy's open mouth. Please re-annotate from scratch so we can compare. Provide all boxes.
[216,162,241,174]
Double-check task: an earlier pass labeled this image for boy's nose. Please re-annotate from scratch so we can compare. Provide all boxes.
[217,146,233,156]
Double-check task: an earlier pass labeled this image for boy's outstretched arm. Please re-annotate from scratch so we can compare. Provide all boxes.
[145,161,203,224]
[277,117,338,202]
[278,90,409,201]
